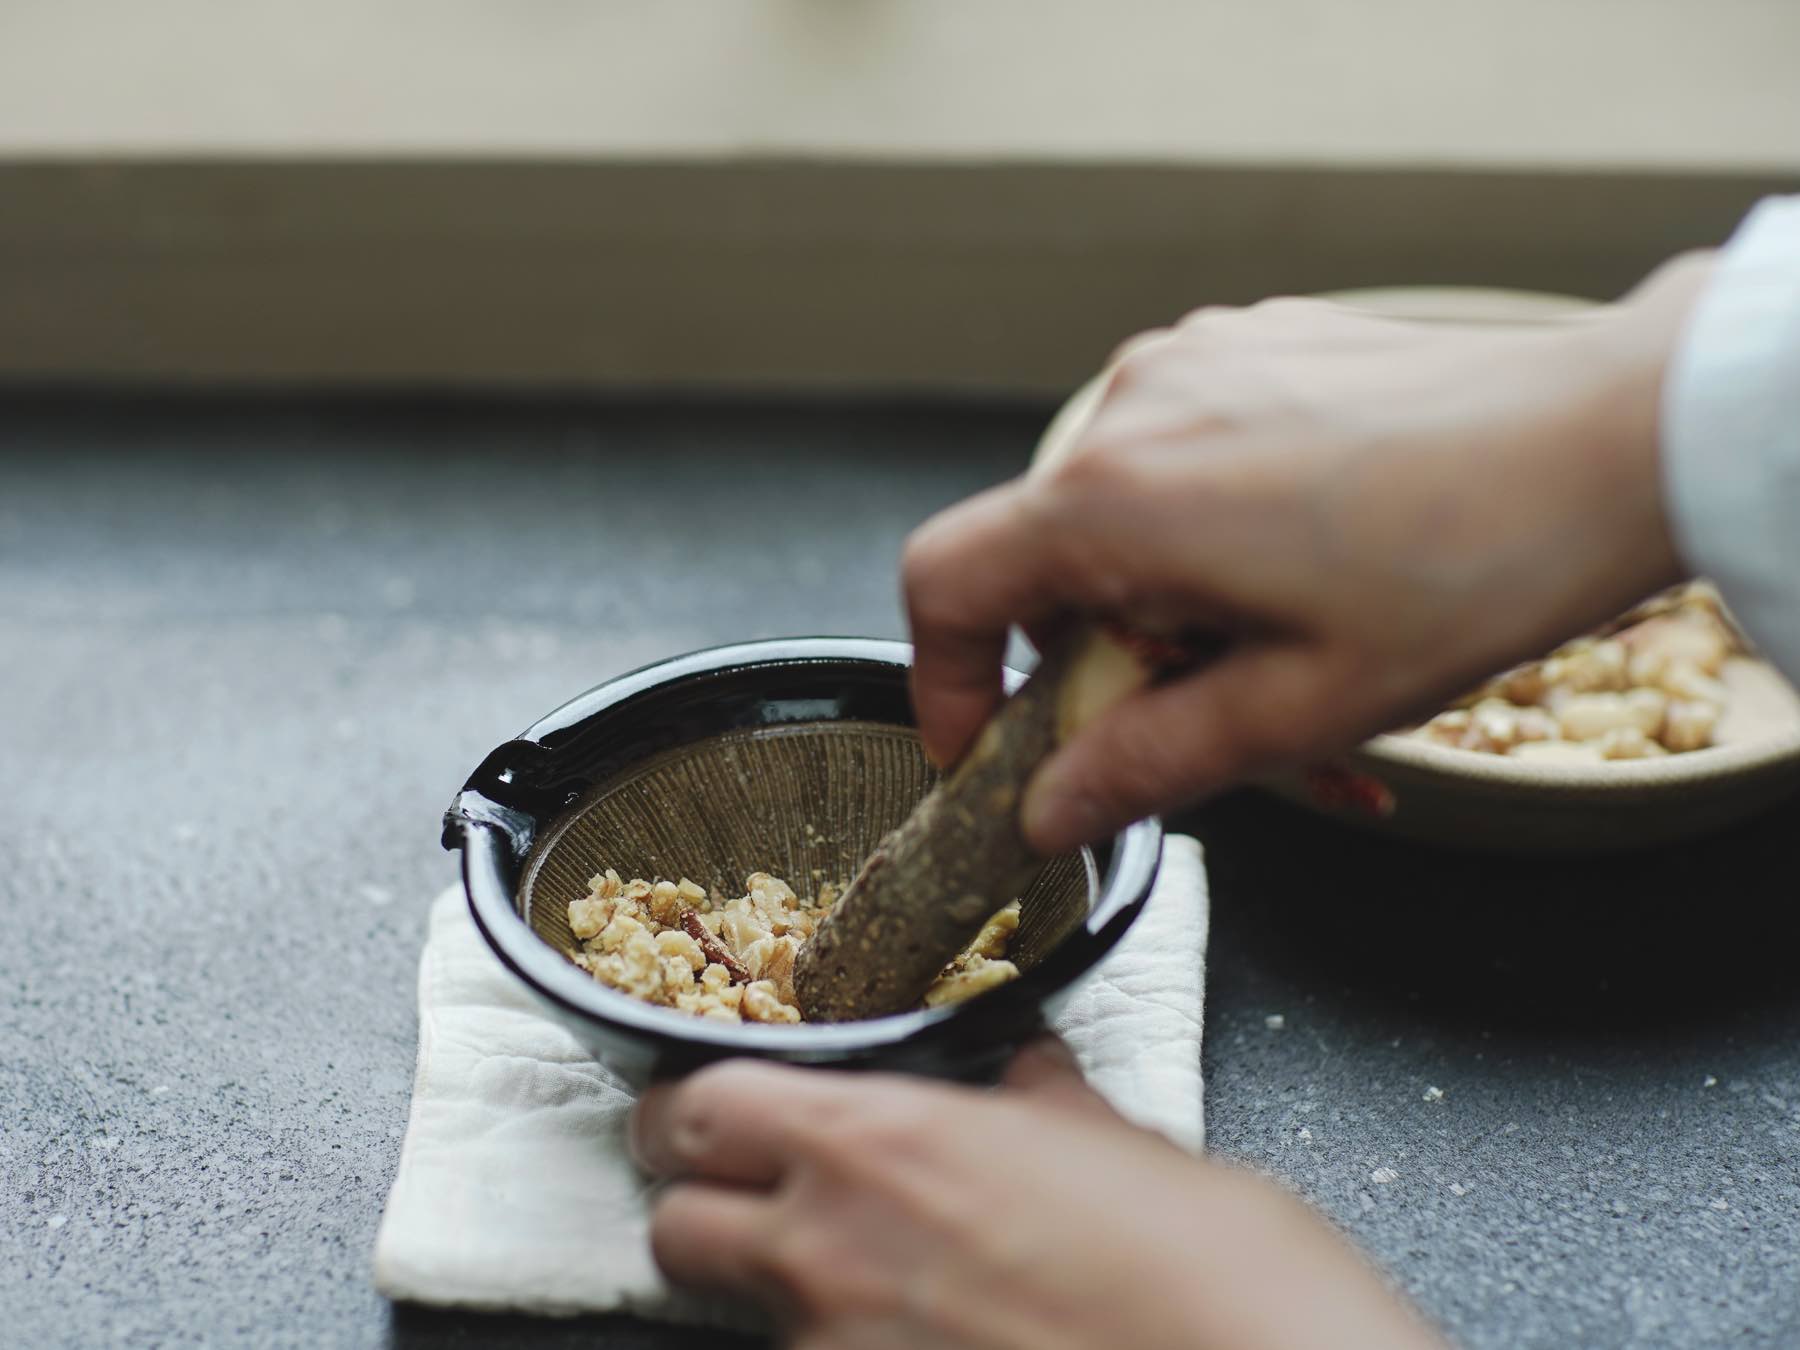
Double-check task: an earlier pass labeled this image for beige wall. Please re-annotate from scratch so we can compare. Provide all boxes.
[5,0,1798,168]
[2,2,1796,391]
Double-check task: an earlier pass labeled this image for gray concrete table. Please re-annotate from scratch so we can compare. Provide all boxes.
[4,399,1797,1349]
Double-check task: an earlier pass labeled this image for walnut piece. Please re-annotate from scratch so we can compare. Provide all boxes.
[567,870,1021,1023]
[1410,582,1741,759]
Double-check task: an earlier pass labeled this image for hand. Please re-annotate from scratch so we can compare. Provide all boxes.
[902,258,1715,852]
[632,1040,1446,1350]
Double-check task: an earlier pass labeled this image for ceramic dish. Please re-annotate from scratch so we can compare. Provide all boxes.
[1032,287,1800,853]
[442,638,1163,1085]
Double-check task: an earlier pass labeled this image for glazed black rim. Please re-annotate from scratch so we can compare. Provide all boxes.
[445,637,1164,1052]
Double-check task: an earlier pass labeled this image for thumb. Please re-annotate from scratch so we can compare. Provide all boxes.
[1022,641,1334,853]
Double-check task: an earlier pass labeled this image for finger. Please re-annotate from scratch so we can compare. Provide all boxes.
[632,1058,859,1186]
[649,1183,777,1301]
[1000,1034,1118,1123]
[1021,642,1338,853]
[903,481,1068,767]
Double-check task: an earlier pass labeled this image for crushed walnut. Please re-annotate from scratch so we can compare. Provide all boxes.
[568,869,1022,1022]
[1408,581,1744,762]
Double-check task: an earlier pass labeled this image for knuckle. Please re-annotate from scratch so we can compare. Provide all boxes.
[1043,440,1148,524]
[1248,294,1317,320]
[773,1091,869,1168]
[1176,303,1236,331]
[1104,325,1173,372]
[808,1092,929,1165]
[1108,350,1159,392]
[1043,439,1118,496]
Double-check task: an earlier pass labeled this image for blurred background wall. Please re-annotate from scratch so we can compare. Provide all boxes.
[3,0,1797,394]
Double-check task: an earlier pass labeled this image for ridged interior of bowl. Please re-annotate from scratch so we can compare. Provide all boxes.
[520,720,1090,979]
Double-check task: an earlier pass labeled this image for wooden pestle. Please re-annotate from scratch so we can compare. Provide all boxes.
[794,623,1159,1022]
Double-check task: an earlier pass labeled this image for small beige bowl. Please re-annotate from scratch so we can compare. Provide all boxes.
[1033,286,1800,853]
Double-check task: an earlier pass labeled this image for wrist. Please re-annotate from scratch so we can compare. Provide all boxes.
[1568,253,1717,600]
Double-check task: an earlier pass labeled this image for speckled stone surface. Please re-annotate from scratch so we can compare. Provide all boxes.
[3,399,1798,1349]
[1194,789,1800,1349]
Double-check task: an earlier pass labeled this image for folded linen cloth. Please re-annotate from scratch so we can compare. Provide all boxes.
[373,834,1209,1320]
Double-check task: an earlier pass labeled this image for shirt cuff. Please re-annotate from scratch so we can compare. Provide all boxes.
[1662,195,1800,680]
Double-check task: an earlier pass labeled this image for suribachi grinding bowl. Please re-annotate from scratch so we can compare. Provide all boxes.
[443,638,1163,1086]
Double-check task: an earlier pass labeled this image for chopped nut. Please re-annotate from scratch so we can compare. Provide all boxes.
[1543,639,1628,694]
[661,956,698,994]
[1598,726,1665,760]
[739,934,801,1004]
[1557,693,1639,742]
[1407,582,1749,761]
[655,928,707,972]
[1416,709,1473,747]
[1494,664,1548,706]
[1662,699,1720,753]
[966,903,1022,961]
[1468,699,1523,752]
[598,912,648,954]
[648,881,683,926]
[1659,661,1728,706]
[568,893,611,940]
[1513,707,1558,743]
[924,958,1021,1008]
[741,979,802,1024]
[1624,612,1731,677]
[1623,687,1668,738]
[572,869,1022,1022]
[699,962,734,995]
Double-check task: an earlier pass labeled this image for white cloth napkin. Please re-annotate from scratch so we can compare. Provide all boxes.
[372,834,1209,1320]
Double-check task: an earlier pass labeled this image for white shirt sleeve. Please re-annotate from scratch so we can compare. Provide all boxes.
[1662,195,1800,681]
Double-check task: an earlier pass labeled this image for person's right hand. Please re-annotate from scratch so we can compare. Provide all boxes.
[903,258,1716,854]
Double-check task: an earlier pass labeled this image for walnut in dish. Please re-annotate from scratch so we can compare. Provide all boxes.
[1408,582,1743,762]
[568,868,1021,1022]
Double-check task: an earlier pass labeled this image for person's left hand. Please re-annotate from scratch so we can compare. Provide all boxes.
[631,1039,1446,1350]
